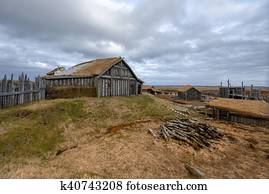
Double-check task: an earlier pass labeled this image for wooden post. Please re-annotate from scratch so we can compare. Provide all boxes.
[38,76,42,100]
[135,82,138,95]
[20,73,25,105]
[29,82,33,102]
[216,109,220,120]
[11,74,15,107]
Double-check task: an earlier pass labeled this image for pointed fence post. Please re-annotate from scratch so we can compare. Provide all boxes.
[20,72,25,105]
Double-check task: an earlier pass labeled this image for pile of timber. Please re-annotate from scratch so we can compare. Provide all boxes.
[149,119,223,149]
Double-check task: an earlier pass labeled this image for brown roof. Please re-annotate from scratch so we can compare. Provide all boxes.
[207,98,269,120]
[154,86,179,90]
[73,57,121,76]
[45,57,143,83]
[177,85,196,92]
[142,85,153,90]
[55,57,122,76]
[142,85,161,92]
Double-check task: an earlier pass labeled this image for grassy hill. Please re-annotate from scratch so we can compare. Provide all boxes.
[0,95,177,177]
[0,95,268,178]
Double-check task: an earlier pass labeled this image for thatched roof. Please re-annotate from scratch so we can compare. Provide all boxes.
[207,98,269,120]
[142,85,161,92]
[45,57,143,82]
[142,85,153,90]
[177,85,200,93]
[51,57,121,76]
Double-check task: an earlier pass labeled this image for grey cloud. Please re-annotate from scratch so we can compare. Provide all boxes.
[0,0,268,85]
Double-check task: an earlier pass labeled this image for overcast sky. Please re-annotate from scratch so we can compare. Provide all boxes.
[0,0,268,86]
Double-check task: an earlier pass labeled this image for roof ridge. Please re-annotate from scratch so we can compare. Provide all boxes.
[96,56,121,60]
[73,56,121,68]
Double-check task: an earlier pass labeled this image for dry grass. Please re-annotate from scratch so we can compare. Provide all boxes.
[0,95,268,178]
[207,98,269,120]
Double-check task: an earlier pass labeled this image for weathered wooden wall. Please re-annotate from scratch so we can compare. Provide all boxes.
[178,88,201,100]
[97,61,141,97]
[212,108,269,127]
[161,90,177,96]
[0,73,45,109]
[219,87,246,99]
[45,76,95,87]
[230,115,269,127]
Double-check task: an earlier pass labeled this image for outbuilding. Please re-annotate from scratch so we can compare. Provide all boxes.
[142,85,161,95]
[177,85,201,100]
[207,98,269,127]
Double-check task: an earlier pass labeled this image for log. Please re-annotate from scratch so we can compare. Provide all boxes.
[185,164,204,178]
[148,128,159,138]
[161,125,169,140]
[153,119,223,149]
[56,144,78,156]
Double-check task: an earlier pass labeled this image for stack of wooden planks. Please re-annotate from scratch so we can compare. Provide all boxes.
[149,119,223,149]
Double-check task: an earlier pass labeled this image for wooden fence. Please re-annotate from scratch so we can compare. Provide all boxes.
[0,73,46,109]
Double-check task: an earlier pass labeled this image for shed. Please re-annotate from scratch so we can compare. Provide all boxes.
[44,56,143,98]
[177,85,201,100]
[207,98,269,127]
[160,89,178,96]
[142,85,161,95]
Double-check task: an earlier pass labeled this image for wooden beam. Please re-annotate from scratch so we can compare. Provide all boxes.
[100,75,136,80]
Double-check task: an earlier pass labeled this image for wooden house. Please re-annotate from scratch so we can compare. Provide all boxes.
[44,57,143,98]
[142,85,161,95]
[177,85,201,100]
[207,98,269,127]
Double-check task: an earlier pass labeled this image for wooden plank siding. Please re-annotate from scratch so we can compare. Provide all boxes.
[212,108,269,127]
[177,88,201,100]
[45,77,95,87]
[97,77,138,97]
[96,60,141,97]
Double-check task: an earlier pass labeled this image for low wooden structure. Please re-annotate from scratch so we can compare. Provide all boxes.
[219,86,247,99]
[177,85,201,100]
[219,80,261,100]
[207,98,269,127]
[0,73,46,109]
[44,57,143,98]
[142,85,161,95]
[160,89,178,96]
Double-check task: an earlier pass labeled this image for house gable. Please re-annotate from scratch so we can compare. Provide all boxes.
[99,59,141,82]
[186,87,201,95]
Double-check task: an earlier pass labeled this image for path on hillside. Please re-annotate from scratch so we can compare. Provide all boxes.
[148,94,194,118]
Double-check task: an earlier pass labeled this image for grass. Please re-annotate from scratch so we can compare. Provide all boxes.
[83,95,177,129]
[0,95,176,166]
[1,95,268,178]
[0,100,85,164]
[70,170,105,179]
[122,95,175,120]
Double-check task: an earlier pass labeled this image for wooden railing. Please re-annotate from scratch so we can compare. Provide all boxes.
[0,73,46,109]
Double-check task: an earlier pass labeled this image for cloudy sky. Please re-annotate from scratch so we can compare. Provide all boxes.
[0,0,268,86]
